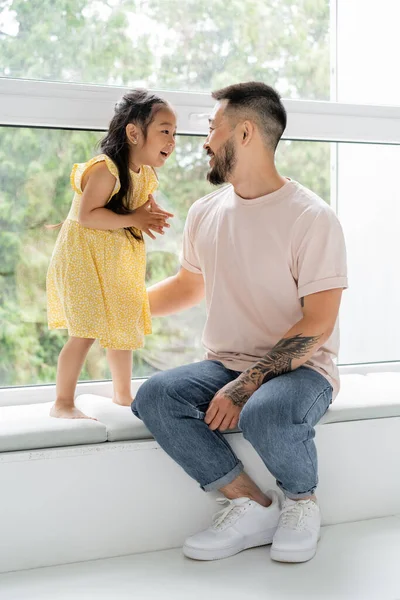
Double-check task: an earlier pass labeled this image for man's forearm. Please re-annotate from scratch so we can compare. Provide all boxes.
[148,273,204,317]
[230,317,331,407]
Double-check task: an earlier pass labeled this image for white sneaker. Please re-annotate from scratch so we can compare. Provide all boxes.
[270,497,321,563]
[183,490,281,561]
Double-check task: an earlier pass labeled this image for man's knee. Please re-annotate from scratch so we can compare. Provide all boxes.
[238,388,285,443]
[238,398,262,439]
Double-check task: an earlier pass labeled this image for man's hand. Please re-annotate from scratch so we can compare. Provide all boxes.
[204,376,257,431]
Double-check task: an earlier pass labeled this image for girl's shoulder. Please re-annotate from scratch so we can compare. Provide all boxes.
[70,154,120,196]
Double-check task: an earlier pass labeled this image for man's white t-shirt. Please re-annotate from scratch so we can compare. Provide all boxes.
[181,180,348,398]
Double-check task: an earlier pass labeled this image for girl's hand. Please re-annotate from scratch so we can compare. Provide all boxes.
[130,197,171,240]
[148,194,174,219]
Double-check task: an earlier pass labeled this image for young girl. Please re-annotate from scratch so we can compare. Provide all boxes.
[47,89,176,419]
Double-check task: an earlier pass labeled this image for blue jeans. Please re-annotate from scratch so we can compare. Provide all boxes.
[132,360,332,499]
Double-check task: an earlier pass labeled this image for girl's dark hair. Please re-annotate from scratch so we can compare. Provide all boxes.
[100,89,168,240]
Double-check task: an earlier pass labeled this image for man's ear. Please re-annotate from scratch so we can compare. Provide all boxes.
[240,120,255,145]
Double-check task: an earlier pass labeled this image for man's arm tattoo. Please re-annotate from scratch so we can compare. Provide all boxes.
[240,333,322,390]
[224,383,254,408]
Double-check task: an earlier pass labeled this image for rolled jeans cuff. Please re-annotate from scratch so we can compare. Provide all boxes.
[201,461,244,492]
[277,482,317,500]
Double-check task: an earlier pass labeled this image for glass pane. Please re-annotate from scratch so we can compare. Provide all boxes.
[0,128,210,386]
[0,127,103,387]
[0,0,330,100]
[0,129,331,387]
[337,143,400,364]
[276,140,331,204]
[337,0,400,105]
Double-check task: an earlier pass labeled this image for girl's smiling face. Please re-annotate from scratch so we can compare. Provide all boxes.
[128,106,177,170]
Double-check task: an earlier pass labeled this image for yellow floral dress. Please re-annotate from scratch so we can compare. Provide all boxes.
[47,154,157,350]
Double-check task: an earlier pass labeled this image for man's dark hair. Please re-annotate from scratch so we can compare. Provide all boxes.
[212,82,287,151]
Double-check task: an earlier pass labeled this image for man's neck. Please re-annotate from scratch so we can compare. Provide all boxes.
[230,160,287,201]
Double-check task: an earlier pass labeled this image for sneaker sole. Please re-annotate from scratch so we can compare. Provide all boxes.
[270,545,317,563]
[270,530,321,563]
[183,527,277,561]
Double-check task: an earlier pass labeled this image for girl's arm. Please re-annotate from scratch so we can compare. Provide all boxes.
[78,162,168,235]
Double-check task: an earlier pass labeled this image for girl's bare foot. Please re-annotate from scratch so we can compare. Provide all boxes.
[112,395,134,407]
[50,403,97,420]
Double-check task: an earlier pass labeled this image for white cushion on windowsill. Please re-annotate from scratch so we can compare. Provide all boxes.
[320,372,400,424]
[0,402,107,452]
[2,372,400,453]
[75,395,151,442]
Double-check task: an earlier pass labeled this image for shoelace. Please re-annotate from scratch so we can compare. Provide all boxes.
[280,500,315,531]
[212,498,247,530]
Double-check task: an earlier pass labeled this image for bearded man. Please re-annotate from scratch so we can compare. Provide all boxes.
[132,81,347,564]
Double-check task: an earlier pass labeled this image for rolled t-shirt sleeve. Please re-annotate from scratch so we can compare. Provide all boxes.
[295,208,348,298]
[180,207,202,275]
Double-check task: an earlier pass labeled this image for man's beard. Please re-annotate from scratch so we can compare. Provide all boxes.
[207,137,237,186]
